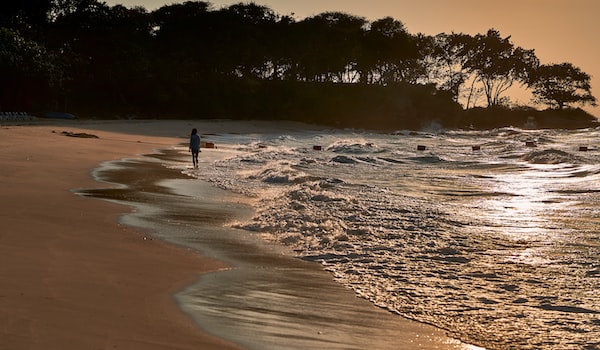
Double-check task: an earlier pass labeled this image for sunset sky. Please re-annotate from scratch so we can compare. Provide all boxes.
[105,0,600,116]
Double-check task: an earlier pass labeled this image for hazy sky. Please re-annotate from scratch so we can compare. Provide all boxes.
[105,0,600,115]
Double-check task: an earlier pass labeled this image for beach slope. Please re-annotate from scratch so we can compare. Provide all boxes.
[0,123,241,350]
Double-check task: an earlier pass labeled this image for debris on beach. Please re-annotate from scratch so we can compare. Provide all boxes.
[56,130,99,139]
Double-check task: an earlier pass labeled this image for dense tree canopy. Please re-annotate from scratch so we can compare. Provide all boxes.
[462,29,539,107]
[0,27,56,110]
[0,0,596,129]
[530,63,597,109]
[416,32,472,103]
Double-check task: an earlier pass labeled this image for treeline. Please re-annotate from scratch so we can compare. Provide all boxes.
[0,0,597,129]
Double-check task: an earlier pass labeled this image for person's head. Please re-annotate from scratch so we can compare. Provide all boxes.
[191,128,197,135]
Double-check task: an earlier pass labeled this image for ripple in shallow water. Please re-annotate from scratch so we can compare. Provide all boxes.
[188,127,600,349]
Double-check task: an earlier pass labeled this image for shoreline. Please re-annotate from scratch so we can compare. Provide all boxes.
[0,121,242,349]
[0,120,479,350]
[77,121,478,349]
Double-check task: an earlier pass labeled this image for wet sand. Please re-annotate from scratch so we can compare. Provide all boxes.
[0,121,241,349]
[0,120,477,350]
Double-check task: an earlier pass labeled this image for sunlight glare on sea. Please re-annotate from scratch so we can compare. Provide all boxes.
[182,125,600,349]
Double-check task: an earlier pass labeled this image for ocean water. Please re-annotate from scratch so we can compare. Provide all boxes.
[181,125,600,350]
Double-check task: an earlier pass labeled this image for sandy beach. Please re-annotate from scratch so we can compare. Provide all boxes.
[0,119,477,350]
[0,121,242,350]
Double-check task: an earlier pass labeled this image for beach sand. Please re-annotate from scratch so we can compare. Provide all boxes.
[0,121,241,350]
[0,120,475,350]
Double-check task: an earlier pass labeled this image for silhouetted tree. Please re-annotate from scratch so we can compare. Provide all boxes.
[0,28,56,110]
[151,1,211,81]
[219,2,278,79]
[419,32,474,103]
[464,29,539,107]
[46,0,155,112]
[0,0,594,127]
[530,63,597,109]
[266,14,296,80]
[295,12,367,83]
[0,0,53,38]
[359,17,417,85]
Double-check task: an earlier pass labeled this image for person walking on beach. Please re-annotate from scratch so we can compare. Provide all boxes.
[189,128,201,168]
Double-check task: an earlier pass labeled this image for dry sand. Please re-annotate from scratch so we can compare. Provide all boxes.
[0,121,242,350]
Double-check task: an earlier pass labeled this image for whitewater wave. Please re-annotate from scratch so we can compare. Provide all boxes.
[183,126,600,349]
[522,148,580,164]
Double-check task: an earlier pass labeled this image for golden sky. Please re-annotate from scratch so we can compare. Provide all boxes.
[105,0,600,116]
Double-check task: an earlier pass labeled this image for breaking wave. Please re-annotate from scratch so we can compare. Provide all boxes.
[185,126,600,349]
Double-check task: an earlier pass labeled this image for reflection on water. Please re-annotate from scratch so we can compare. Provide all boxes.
[82,124,600,350]
[504,248,553,266]
[483,172,564,241]
[190,126,600,349]
[80,150,475,350]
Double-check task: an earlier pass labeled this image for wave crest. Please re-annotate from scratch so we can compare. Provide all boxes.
[522,149,579,164]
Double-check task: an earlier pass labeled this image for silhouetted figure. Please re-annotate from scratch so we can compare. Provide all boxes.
[189,128,201,168]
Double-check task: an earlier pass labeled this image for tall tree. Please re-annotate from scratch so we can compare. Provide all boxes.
[464,29,539,107]
[359,17,416,85]
[0,0,53,37]
[296,12,367,83]
[218,2,278,79]
[48,0,154,112]
[151,1,211,81]
[420,32,474,103]
[0,28,56,110]
[529,63,597,109]
[266,14,296,80]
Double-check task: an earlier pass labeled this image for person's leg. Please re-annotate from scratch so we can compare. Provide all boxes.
[193,150,199,168]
